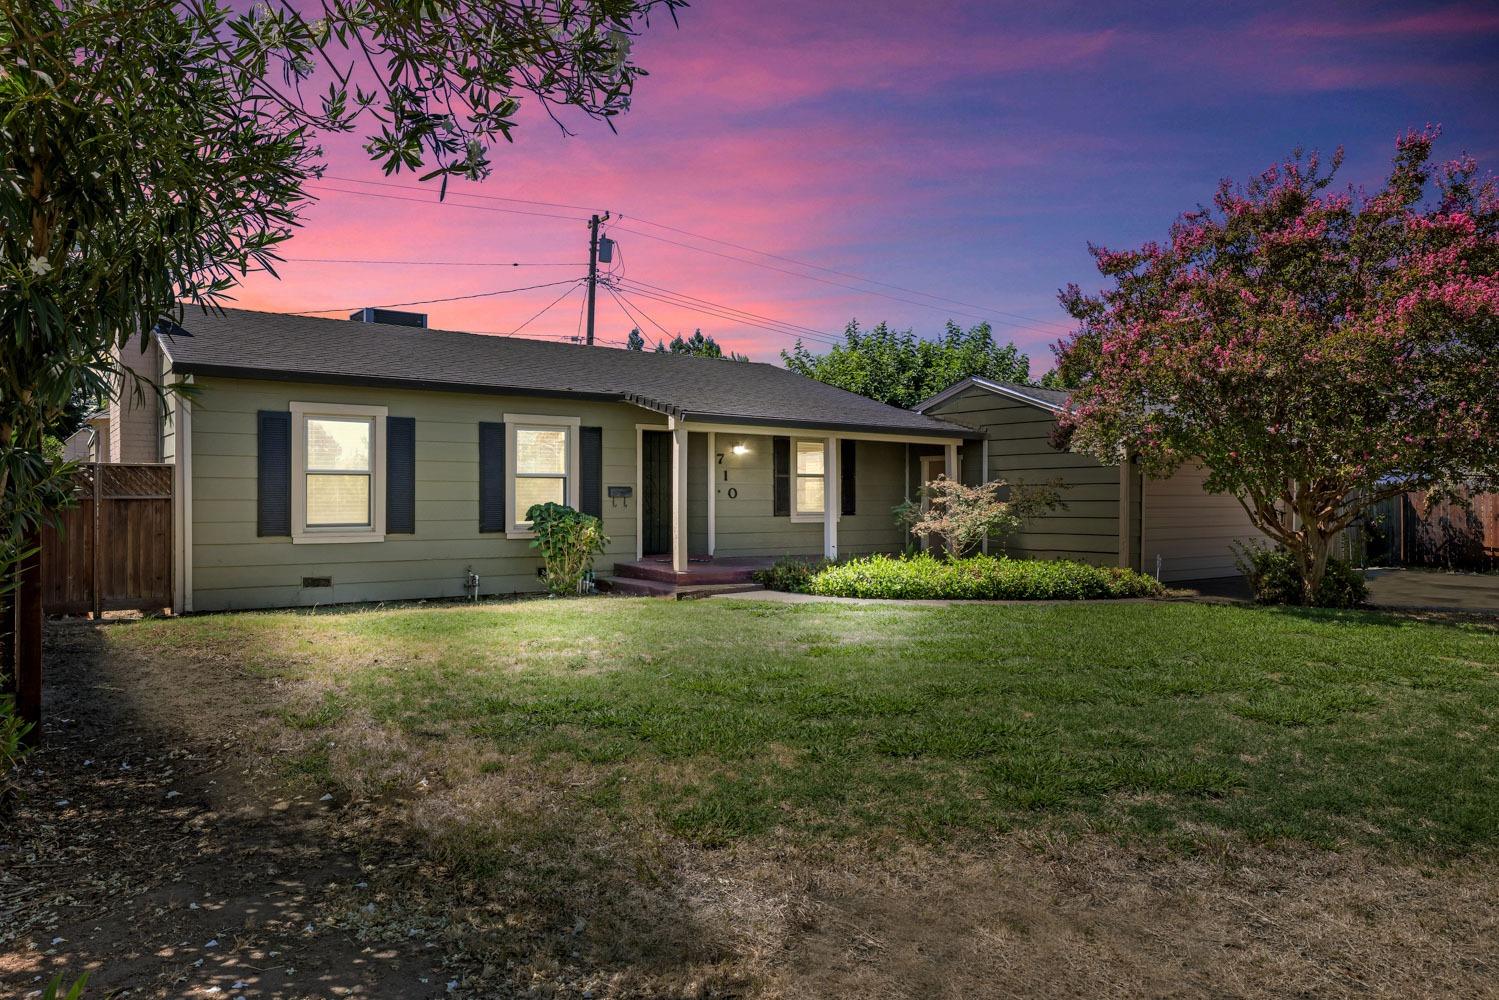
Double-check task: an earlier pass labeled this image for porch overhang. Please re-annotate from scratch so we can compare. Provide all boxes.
[638,417,975,572]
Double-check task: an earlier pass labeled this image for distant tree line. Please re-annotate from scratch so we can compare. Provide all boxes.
[782,320,1040,409]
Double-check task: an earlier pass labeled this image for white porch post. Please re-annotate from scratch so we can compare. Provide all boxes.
[706,430,716,557]
[824,436,838,560]
[943,442,959,555]
[980,441,990,555]
[670,420,689,573]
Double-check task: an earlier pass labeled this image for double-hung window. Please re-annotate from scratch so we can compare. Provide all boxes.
[792,438,827,520]
[506,414,579,536]
[290,402,387,542]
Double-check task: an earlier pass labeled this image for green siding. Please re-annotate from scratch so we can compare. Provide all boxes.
[187,378,914,610]
[187,377,646,611]
[924,386,1126,566]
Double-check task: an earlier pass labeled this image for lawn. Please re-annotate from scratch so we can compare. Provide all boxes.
[15,597,1496,998]
[112,597,1499,857]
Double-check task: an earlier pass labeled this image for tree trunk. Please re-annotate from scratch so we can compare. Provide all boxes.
[1302,531,1332,605]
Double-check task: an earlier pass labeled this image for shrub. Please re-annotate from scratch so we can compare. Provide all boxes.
[1234,543,1368,608]
[803,553,1163,601]
[751,556,826,593]
[1,694,34,813]
[526,503,610,596]
[894,476,1064,554]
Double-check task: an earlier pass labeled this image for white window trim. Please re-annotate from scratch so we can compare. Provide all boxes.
[789,437,830,523]
[290,401,388,544]
[504,413,581,539]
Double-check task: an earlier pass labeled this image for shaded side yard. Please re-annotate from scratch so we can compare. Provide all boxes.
[4,598,1499,998]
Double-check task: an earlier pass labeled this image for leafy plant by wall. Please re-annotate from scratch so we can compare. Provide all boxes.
[526,503,610,596]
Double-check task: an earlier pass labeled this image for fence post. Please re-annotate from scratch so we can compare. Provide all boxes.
[91,463,102,620]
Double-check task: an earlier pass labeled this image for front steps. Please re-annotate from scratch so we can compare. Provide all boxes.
[595,556,771,600]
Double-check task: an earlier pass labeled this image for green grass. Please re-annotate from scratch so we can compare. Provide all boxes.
[113,598,1499,856]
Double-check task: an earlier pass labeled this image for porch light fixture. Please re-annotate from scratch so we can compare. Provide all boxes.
[731,441,750,456]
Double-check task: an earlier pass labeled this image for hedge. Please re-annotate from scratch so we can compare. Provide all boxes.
[780,553,1164,601]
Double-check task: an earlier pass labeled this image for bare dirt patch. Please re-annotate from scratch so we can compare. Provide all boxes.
[4,619,1498,999]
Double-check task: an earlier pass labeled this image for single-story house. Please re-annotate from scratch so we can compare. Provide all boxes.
[151,307,980,611]
[914,377,1263,582]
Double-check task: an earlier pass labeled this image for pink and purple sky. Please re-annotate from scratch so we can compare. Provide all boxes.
[231,0,1499,373]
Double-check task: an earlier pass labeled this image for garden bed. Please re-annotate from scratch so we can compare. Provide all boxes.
[757,552,1164,601]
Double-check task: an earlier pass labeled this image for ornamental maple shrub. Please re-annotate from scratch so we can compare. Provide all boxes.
[894,475,1063,554]
[1054,128,1497,605]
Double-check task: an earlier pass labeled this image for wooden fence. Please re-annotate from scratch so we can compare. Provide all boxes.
[40,463,173,615]
[1339,489,1499,570]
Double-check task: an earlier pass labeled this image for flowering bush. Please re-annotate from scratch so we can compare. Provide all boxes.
[895,476,1063,554]
[798,553,1162,601]
[1234,543,1368,609]
[526,503,609,596]
[1054,127,1498,603]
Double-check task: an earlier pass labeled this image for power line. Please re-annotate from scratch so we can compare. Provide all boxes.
[617,213,1075,331]
[303,177,1071,336]
[614,277,840,344]
[502,282,585,337]
[289,277,583,315]
[611,278,840,345]
[610,282,842,347]
[313,177,1067,329]
[307,183,589,223]
[604,285,668,349]
[611,225,1071,337]
[319,174,606,215]
[283,257,586,267]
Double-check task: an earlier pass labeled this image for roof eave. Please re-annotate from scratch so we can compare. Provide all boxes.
[915,376,1065,415]
[683,411,981,440]
[167,362,628,405]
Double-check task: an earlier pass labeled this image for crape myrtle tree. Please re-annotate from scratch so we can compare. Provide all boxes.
[1053,128,1498,602]
[0,0,682,706]
[783,319,1031,409]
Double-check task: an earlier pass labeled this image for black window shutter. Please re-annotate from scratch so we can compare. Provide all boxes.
[478,421,506,533]
[579,426,603,518]
[772,436,791,517]
[257,410,291,537]
[386,416,416,534]
[840,438,856,516]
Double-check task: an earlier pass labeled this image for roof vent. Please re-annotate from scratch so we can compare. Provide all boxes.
[349,307,427,328]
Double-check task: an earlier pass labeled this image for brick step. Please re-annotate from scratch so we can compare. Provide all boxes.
[596,577,764,600]
[596,575,679,597]
[613,560,761,585]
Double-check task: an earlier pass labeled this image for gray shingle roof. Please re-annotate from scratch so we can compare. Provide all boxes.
[156,307,976,438]
[914,376,1070,414]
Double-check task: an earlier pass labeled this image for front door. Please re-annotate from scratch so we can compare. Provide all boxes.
[641,430,672,556]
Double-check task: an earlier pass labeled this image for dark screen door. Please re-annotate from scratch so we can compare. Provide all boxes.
[641,430,672,556]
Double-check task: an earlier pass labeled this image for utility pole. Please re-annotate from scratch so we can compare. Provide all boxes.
[585,211,611,346]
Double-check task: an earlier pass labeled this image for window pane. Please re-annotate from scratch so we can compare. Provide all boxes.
[796,475,824,514]
[795,440,824,475]
[516,428,567,474]
[307,473,370,526]
[307,417,371,471]
[515,476,565,521]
